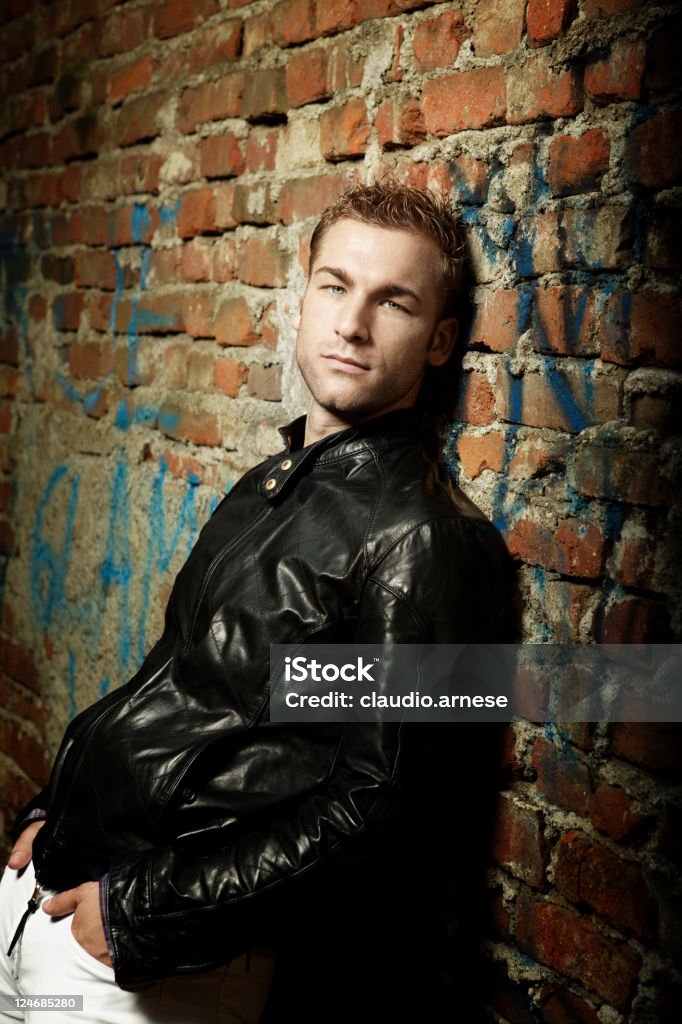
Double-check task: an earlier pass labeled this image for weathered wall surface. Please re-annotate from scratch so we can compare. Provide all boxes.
[0,0,680,1019]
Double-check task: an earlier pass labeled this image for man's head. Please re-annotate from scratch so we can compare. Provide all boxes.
[295,182,465,443]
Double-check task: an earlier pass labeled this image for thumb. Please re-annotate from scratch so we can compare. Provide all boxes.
[8,845,31,869]
[43,888,78,918]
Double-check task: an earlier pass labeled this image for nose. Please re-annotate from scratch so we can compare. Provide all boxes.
[335,295,370,344]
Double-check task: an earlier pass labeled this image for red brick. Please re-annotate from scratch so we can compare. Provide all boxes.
[244,130,278,173]
[610,514,660,590]
[645,207,682,271]
[240,67,287,122]
[179,240,212,283]
[375,98,425,150]
[214,297,260,347]
[315,0,357,36]
[177,188,217,238]
[556,830,656,937]
[455,371,495,426]
[95,6,150,57]
[188,19,242,72]
[506,516,605,578]
[211,237,238,282]
[544,580,597,643]
[247,363,282,401]
[624,111,682,190]
[646,15,682,92]
[532,735,590,814]
[0,721,50,782]
[538,986,601,1024]
[450,154,489,205]
[160,407,221,447]
[497,366,619,433]
[549,130,610,197]
[595,595,671,644]
[611,723,682,778]
[515,894,641,1009]
[491,792,547,887]
[589,783,642,841]
[0,638,40,691]
[570,445,669,506]
[600,290,682,369]
[243,10,273,55]
[153,0,219,39]
[237,235,290,288]
[178,73,244,133]
[473,0,525,56]
[286,48,329,108]
[232,183,277,225]
[69,341,113,380]
[107,56,156,106]
[584,38,645,104]
[53,292,85,331]
[422,67,506,136]
[527,0,578,47]
[320,99,370,161]
[278,172,347,228]
[199,133,245,180]
[517,206,633,274]
[115,93,163,147]
[213,358,248,397]
[457,431,506,479]
[531,286,597,356]
[327,38,364,91]
[412,9,469,71]
[507,56,582,123]
[270,0,315,47]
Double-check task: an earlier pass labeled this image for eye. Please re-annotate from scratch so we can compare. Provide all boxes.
[381,299,408,313]
[322,284,345,295]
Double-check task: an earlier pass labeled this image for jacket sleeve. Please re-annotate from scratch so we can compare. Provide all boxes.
[104,514,514,987]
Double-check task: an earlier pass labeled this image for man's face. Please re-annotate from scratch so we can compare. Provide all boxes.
[294,218,457,439]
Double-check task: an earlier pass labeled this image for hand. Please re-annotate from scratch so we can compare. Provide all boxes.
[43,883,113,969]
[8,820,45,869]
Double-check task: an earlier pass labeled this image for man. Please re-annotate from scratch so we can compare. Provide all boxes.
[1,182,514,1022]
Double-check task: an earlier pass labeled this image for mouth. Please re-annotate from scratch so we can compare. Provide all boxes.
[322,354,370,374]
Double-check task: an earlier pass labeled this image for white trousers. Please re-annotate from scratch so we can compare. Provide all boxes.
[0,862,273,1024]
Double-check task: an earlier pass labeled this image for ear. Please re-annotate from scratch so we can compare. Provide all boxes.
[426,318,458,366]
[292,303,301,331]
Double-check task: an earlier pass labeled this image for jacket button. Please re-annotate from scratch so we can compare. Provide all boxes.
[265,477,277,491]
[280,459,292,471]
[181,787,197,803]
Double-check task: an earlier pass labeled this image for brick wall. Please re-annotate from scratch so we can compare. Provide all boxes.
[0,0,680,1019]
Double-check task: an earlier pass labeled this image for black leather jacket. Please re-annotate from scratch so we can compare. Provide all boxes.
[17,409,514,990]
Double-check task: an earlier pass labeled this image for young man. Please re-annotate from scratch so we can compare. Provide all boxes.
[2,183,514,1023]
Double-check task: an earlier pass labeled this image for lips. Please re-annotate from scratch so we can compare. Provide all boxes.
[323,354,369,374]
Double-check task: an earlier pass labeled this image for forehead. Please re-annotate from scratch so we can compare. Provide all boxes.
[311,218,442,289]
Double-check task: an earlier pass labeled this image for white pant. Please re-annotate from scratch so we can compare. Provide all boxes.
[0,862,273,1024]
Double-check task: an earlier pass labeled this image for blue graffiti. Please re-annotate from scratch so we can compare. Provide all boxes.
[101,458,134,671]
[30,466,80,628]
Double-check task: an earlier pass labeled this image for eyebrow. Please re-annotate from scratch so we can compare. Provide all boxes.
[313,265,423,307]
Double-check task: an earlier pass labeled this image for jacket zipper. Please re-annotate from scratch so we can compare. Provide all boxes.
[182,504,273,654]
[7,882,48,956]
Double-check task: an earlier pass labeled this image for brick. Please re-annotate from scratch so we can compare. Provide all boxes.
[531,287,597,356]
[107,56,156,106]
[538,986,601,1024]
[450,154,489,205]
[188,19,243,72]
[214,296,260,347]
[0,402,13,434]
[599,291,682,369]
[549,130,610,197]
[115,93,164,147]
[247,363,282,402]
[199,134,245,180]
[42,256,75,286]
[595,595,671,645]
[53,292,85,332]
[240,67,287,122]
[178,74,244,133]
[327,38,364,91]
[455,371,495,426]
[473,0,525,56]
[491,792,546,887]
[611,724,682,778]
[646,15,682,92]
[0,330,17,367]
[515,207,633,274]
[556,830,656,937]
[0,722,50,782]
[160,407,221,447]
[570,445,669,505]
[584,39,645,104]
[69,341,113,380]
[507,57,582,123]
[422,67,506,136]
[0,638,40,692]
[589,783,641,841]
[245,130,278,173]
[96,7,150,58]
[624,111,682,190]
[278,173,350,226]
[645,207,682,271]
[243,10,273,55]
[506,516,605,578]
[583,0,643,17]
[611,513,662,588]
[211,237,238,282]
[532,735,590,814]
[286,48,329,108]
[544,580,596,643]
[412,9,469,71]
[237,235,290,288]
[516,894,641,1009]
[215,358,248,397]
[527,0,578,47]
[497,364,619,433]
[270,0,316,47]
[375,98,425,150]
[457,431,506,479]
[177,188,217,238]
[153,0,219,39]
[320,99,370,160]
